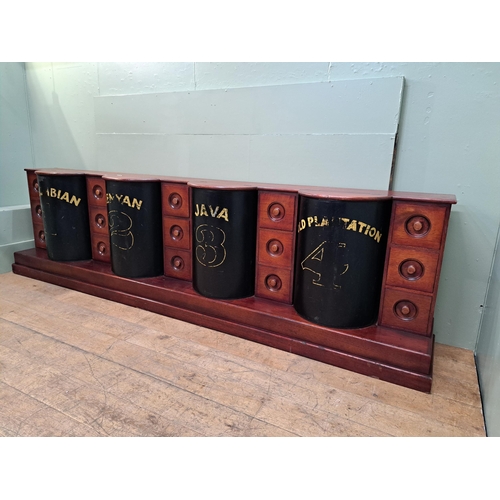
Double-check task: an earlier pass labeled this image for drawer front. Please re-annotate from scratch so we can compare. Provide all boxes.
[86,176,107,208]
[385,246,440,293]
[380,287,433,336]
[162,183,190,218]
[391,202,448,250]
[163,216,191,250]
[255,264,293,304]
[30,201,44,224]
[91,235,111,262]
[32,222,46,249]
[258,191,297,232]
[257,228,294,269]
[27,171,41,200]
[164,247,192,281]
[88,206,109,235]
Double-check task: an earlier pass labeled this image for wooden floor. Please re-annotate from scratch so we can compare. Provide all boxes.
[0,272,485,437]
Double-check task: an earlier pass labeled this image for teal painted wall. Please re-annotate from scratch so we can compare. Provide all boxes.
[0,63,35,271]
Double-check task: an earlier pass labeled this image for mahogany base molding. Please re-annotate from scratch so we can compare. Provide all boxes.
[12,248,434,393]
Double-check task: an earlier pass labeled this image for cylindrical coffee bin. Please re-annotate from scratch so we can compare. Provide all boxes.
[293,191,392,329]
[103,175,163,278]
[190,181,258,299]
[37,170,92,261]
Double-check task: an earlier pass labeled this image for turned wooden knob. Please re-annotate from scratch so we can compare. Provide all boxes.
[33,181,39,192]
[268,203,285,221]
[394,300,417,320]
[267,239,284,256]
[265,274,282,291]
[169,194,182,208]
[39,231,45,241]
[413,220,423,231]
[36,205,42,217]
[406,265,416,275]
[172,256,184,269]
[98,242,106,253]
[170,225,183,240]
[93,185,103,198]
[96,214,105,227]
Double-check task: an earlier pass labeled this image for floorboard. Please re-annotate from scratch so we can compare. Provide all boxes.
[0,272,486,437]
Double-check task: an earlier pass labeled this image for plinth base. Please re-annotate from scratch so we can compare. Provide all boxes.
[12,248,434,392]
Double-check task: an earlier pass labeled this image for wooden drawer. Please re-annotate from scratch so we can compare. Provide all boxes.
[32,222,46,249]
[391,202,448,250]
[30,201,44,225]
[257,228,294,269]
[380,287,433,336]
[163,216,191,250]
[88,205,109,235]
[91,235,111,262]
[162,182,190,218]
[258,191,297,232]
[27,171,41,200]
[255,264,293,304]
[86,176,107,207]
[164,247,192,281]
[385,246,440,294]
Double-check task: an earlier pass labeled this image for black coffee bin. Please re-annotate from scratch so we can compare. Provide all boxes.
[293,194,392,329]
[37,171,92,261]
[191,183,258,299]
[104,176,163,278]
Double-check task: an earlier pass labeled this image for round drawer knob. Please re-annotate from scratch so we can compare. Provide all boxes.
[95,214,106,228]
[267,239,284,256]
[93,185,103,199]
[265,274,282,292]
[169,193,182,209]
[268,203,285,221]
[170,225,183,241]
[399,259,424,280]
[97,242,106,254]
[406,216,430,236]
[39,230,45,242]
[394,300,418,320]
[172,256,184,270]
[33,180,39,192]
[35,205,42,217]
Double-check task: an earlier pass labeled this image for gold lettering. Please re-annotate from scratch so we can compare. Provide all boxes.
[57,189,62,199]
[200,204,208,217]
[319,217,329,227]
[364,224,371,235]
[60,192,69,202]
[132,198,142,210]
[357,221,367,233]
[217,208,229,222]
[307,216,315,227]
[374,231,382,243]
[347,220,357,232]
[122,196,131,207]
[70,195,81,206]
[115,194,123,202]
[50,188,57,197]
[209,205,219,217]
[195,204,199,216]
[106,193,113,203]
[298,219,306,232]
[340,217,350,228]
[369,227,377,237]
